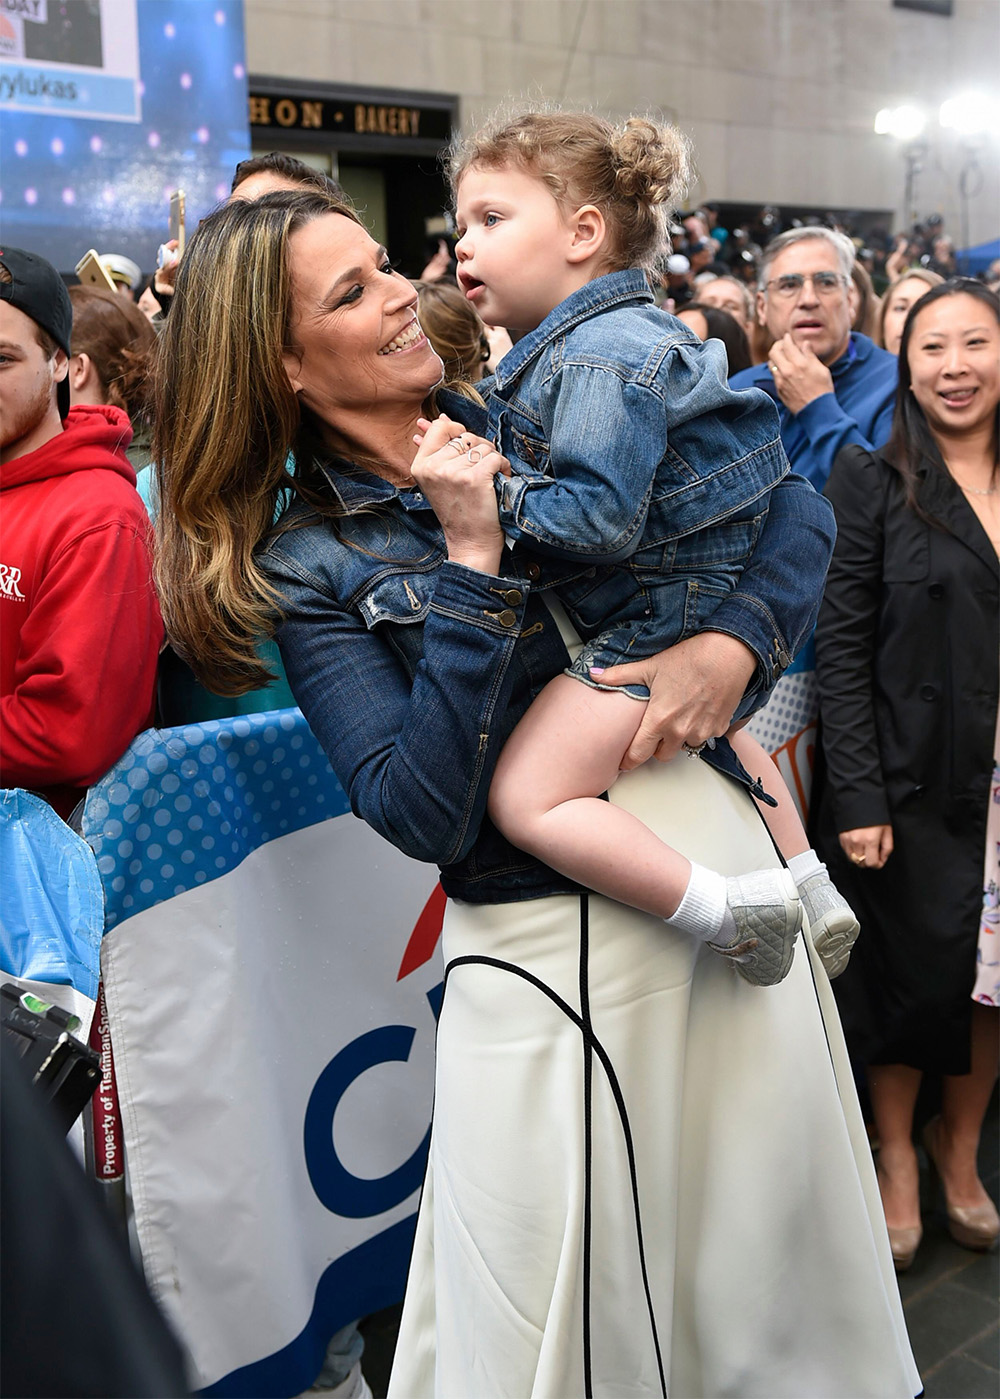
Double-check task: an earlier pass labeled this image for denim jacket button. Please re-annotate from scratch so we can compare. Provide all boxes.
[526,562,541,581]
[502,588,523,606]
[497,609,517,627]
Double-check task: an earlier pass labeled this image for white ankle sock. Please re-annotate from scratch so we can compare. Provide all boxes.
[664,863,732,944]
[787,849,825,888]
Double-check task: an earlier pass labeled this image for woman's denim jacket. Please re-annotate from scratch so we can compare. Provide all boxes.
[258,390,835,906]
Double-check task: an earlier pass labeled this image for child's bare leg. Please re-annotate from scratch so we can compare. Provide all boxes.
[488,674,693,918]
[729,728,809,856]
[489,676,802,989]
[730,726,860,978]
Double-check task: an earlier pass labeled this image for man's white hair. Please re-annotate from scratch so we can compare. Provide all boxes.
[759,227,856,290]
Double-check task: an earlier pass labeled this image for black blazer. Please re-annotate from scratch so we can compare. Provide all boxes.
[813,444,998,1072]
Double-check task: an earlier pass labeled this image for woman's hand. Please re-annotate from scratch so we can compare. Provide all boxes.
[411,415,510,575]
[838,825,893,870]
[592,631,758,768]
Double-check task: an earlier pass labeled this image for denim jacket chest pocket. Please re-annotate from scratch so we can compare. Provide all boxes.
[354,566,438,678]
[492,392,551,481]
[356,567,436,626]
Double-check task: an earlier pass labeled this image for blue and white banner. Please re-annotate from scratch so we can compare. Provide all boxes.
[80,710,443,1396]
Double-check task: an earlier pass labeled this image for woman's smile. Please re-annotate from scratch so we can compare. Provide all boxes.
[378,318,427,355]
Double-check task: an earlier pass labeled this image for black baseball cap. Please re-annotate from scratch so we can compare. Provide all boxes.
[0,246,73,418]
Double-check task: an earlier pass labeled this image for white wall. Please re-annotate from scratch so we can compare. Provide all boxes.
[245,0,1000,246]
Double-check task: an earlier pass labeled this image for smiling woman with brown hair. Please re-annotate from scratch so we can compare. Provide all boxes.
[151,188,918,1399]
[814,279,1000,1272]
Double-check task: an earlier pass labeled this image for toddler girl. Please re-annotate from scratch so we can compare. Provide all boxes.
[417,111,857,986]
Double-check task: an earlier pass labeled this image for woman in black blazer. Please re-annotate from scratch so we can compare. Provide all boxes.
[814,279,999,1272]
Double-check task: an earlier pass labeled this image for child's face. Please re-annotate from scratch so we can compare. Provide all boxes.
[454,164,583,332]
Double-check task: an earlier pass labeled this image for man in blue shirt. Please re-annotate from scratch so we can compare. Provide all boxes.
[730,228,897,491]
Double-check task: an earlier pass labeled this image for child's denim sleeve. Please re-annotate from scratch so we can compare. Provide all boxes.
[497,362,667,563]
[496,338,782,561]
[703,472,836,689]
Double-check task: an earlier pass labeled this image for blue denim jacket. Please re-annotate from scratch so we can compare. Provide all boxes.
[489,269,788,565]
[258,391,834,905]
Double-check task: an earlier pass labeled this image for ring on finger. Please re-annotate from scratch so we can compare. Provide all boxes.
[682,741,706,758]
[466,447,483,465]
[851,853,866,865]
[448,436,467,454]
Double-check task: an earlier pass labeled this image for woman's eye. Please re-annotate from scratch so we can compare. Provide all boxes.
[339,284,364,306]
[381,260,395,275]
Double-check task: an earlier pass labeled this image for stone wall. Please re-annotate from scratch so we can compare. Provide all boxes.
[244,0,1000,245]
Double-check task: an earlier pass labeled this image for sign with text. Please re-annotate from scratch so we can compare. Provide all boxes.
[0,0,250,274]
[0,0,140,122]
[249,89,451,143]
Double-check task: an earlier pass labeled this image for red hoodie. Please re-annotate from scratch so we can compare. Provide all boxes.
[0,405,162,818]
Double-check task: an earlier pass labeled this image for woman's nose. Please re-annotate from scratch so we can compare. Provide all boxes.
[940,343,966,375]
[388,272,418,311]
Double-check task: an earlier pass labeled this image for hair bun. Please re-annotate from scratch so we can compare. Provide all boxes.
[612,117,690,210]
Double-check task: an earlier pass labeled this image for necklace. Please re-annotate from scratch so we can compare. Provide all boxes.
[951,466,999,497]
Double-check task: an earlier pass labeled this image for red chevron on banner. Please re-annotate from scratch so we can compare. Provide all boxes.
[397,883,446,981]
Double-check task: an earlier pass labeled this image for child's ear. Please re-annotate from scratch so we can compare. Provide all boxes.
[566,204,607,264]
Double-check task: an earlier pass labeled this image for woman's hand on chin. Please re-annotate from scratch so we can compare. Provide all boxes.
[411,415,510,574]
[592,632,758,768]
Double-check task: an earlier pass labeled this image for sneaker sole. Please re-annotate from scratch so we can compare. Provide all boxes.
[810,907,860,980]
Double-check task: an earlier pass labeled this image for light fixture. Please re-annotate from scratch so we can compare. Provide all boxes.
[939,93,1000,137]
[874,105,928,141]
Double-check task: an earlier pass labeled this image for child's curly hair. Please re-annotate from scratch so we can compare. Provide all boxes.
[448,110,691,271]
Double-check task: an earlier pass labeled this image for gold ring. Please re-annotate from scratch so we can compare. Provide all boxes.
[852,853,866,865]
[768,362,778,374]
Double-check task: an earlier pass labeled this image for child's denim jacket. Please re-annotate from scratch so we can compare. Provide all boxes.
[489,266,786,565]
[486,268,793,706]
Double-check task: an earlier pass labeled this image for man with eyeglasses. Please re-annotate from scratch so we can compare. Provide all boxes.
[730,227,897,491]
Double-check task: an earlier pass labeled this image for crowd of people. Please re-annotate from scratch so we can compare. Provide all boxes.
[1,115,998,1399]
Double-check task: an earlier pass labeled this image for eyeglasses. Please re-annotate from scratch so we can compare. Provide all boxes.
[764,271,847,298]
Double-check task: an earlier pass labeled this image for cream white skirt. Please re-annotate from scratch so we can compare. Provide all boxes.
[387,750,920,1399]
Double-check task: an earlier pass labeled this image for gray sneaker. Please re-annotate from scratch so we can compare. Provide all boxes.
[710,868,802,987]
[798,873,860,979]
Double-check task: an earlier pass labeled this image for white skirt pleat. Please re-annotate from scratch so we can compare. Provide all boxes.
[388,752,920,1399]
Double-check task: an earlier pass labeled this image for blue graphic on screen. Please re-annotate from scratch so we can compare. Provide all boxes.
[0,0,250,273]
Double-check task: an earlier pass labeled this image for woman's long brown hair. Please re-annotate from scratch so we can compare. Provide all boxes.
[69,284,156,422]
[153,191,362,695]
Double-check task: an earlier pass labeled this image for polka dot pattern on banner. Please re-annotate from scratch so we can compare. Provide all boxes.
[82,710,351,930]
[747,670,818,755]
